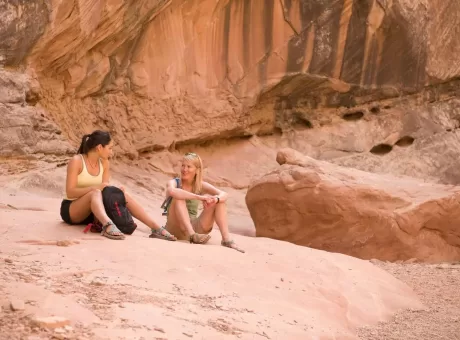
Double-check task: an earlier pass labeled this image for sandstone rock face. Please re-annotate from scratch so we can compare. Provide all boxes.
[0,69,72,159]
[1,0,460,187]
[2,1,459,156]
[0,0,49,66]
[246,148,460,262]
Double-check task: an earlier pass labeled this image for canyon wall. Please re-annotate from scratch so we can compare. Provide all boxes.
[1,0,460,184]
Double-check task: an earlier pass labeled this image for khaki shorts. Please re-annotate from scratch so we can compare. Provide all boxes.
[165,216,209,241]
[192,217,208,233]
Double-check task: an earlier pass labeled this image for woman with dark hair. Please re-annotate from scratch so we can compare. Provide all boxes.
[60,130,177,241]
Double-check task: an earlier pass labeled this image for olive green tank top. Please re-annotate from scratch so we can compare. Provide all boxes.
[166,177,200,219]
[184,199,199,218]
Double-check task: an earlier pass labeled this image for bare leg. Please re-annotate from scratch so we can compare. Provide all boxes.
[166,199,210,243]
[69,189,111,225]
[199,202,244,253]
[168,199,196,237]
[69,189,123,238]
[123,192,176,240]
[198,202,230,241]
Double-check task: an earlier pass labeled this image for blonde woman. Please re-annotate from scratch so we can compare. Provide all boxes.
[160,152,244,253]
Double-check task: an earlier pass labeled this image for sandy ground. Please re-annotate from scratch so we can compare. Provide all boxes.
[357,261,460,340]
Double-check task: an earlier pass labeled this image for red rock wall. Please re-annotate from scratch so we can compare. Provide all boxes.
[1,0,460,184]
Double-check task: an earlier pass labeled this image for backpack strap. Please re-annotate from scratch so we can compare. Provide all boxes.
[161,177,181,215]
[174,177,181,189]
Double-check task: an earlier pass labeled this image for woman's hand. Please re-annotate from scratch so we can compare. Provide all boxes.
[202,195,219,208]
[201,181,228,203]
[98,182,109,190]
[98,183,126,193]
[198,195,210,202]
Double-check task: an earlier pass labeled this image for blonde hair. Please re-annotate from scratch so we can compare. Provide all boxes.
[182,152,203,194]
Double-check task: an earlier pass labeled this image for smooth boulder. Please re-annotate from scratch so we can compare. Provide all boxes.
[246,148,460,262]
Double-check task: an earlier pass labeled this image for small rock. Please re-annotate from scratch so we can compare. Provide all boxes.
[280,278,284,282]
[10,299,25,311]
[31,316,70,329]
[5,258,13,263]
[154,327,165,333]
[90,280,104,286]
[183,333,193,338]
[26,336,44,340]
[57,240,78,247]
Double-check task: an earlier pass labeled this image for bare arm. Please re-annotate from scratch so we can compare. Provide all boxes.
[201,181,228,203]
[102,158,110,184]
[65,156,106,199]
[165,179,206,201]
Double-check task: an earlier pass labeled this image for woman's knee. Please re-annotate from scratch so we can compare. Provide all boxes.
[89,189,102,201]
[172,198,187,208]
[123,191,134,204]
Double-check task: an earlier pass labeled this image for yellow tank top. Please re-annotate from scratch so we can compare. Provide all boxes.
[65,154,104,200]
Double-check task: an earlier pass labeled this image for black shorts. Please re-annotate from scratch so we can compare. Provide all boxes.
[60,199,94,225]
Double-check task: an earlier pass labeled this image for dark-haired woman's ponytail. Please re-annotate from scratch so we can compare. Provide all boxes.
[76,130,111,154]
[77,134,89,154]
